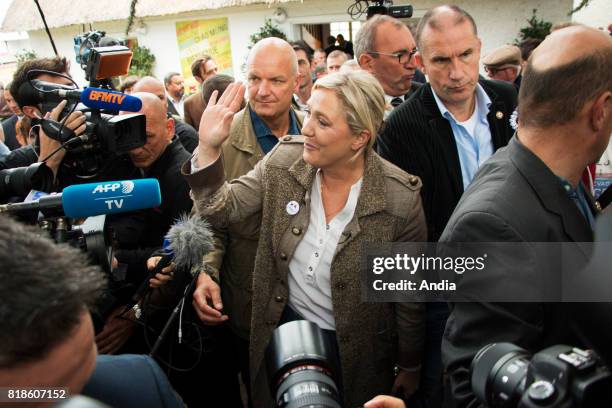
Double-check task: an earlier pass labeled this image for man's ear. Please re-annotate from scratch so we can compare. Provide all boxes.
[590,91,612,133]
[415,52,425,73]
[358,53,373,70]
[294,73,302,92]
[166,116,175,142]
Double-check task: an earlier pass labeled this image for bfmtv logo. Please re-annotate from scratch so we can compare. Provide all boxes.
[92,181,135,194]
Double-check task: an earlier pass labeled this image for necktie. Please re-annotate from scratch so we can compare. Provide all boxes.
[391,97,403,108]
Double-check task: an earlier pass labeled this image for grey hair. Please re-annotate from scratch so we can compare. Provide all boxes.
[163,72,181,87]
[313,70,385,148]
[354,14,406,63]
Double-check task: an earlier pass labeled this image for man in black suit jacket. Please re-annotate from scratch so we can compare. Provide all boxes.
[439,25,612,407]
[376,7,516,408]
[378,6,517,242]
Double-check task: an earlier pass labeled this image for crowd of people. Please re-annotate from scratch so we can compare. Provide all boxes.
[0,4,611,408]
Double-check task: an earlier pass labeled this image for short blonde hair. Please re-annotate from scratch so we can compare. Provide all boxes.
[313,70,385,148]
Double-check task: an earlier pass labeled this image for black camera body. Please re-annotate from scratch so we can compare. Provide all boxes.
[471,342,612,407]
[15,77,146,180]
[367,1,413,19]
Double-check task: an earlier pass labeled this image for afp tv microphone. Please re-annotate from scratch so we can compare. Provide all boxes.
[0,178,162,218]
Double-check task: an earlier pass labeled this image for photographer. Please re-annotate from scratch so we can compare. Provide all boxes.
[0,58,85,182]
[0,57,140,190]
[439,25,612,407]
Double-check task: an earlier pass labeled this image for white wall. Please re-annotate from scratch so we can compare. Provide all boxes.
[571,0,612,29]
[9,0,575,86]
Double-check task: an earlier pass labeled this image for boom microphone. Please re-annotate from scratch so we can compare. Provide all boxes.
[0,179,161,218]
[127,214,214,309]
[29,80,143,112]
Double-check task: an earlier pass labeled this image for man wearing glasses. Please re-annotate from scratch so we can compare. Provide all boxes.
[354,14,422,117]
[377,6,517,408]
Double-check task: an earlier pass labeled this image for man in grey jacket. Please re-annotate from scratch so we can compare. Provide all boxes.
[440,25,612,407]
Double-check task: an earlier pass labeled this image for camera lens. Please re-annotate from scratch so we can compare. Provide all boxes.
[471,342,530,407]
[266,320,342,408]
[0,162,54,199]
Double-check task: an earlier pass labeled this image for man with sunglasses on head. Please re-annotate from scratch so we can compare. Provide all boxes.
[355,15,422,118]
[377,6,517,408]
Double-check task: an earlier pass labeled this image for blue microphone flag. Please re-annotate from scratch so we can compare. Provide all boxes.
[61,179,161,218]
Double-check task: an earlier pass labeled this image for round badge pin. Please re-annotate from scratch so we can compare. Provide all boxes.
[286,200,300,215]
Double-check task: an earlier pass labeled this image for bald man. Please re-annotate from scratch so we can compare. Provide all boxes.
[190,37,304,407]
[98,92,192,356]
[132,76,199,153]
[440,25,612,407]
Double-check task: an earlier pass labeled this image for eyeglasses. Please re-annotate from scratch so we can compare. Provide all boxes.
[367,48,418,65]
[484,66,516,75]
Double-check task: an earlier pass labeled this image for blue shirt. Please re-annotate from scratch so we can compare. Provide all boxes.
[559,178,595,230]
[432,84,493,190]
[249,106,301,154]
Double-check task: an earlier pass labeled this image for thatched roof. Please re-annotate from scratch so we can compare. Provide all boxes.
[1,0,298,32]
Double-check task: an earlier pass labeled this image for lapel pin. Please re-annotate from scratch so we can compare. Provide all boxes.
[286,200,300,215]
[496,111,504,120]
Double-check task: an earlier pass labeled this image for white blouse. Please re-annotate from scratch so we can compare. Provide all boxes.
[288,170,363,330]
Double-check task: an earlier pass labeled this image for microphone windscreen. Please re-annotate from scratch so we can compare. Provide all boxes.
[166,214,214,269]
[62,179,161,218]
[80,87,143,112]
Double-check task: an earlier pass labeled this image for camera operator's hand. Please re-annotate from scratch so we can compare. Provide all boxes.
[192,271,229,325]
[95,306,135,354]
[391,369,420,402]
[146,256,175,288]
[196,81,245,168]
[363,395,406,408]
[38,100,86,177]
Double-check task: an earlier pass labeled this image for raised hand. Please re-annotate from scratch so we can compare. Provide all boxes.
[197,81,245,168]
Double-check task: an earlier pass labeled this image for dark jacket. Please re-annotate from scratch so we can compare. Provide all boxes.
[83,354,184,408]
[1,114,20,150]
[114,138,192,280]
[439,137,597,407]
[184,136,427,408]
[378,80,517,241]
[173,118,198,153]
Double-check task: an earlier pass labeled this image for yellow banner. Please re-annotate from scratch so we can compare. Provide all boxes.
[176,18,233,94]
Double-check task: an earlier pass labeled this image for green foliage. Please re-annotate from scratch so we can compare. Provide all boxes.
[249,18,287,47]
[516,9,552,43]
[15,49,38,66]
[128,44,155,77]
